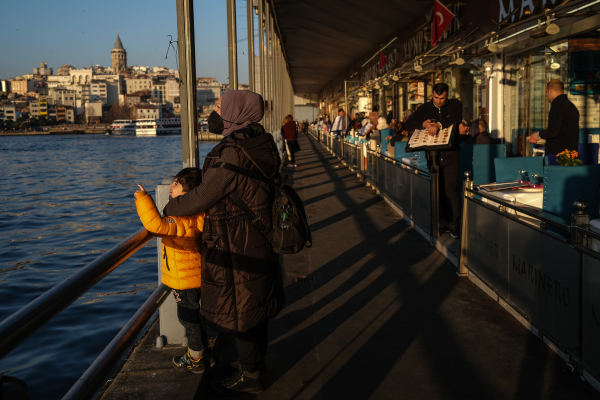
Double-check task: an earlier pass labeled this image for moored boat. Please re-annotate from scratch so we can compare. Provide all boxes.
[136,118,181,136]
[110,120,137,135]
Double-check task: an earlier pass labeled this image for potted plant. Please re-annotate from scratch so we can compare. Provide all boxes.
[556,149,583,166]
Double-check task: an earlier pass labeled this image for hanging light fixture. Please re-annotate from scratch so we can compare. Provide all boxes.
[546,14,560,35]
[392,75,399,81]
[550,57,560,70]
[484,61,493,72]
[488,36,499,53]
[374,83,381,89]
[455,52,465,66]
[383,80,390,86]
[414,59,423,72]
[530,19,549,39]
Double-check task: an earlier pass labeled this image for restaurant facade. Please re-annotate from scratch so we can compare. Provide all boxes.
[319,0,600,156]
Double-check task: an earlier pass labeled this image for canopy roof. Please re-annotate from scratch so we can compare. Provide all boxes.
[271,0,434,94]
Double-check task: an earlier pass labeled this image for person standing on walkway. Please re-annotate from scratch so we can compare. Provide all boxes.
[164,90,286,396]
[528,79,580,156]
[284,114,300,167]
[331,108,351,137]
[406,83,463,238]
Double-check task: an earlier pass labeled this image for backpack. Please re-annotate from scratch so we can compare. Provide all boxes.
[214,162,312,254]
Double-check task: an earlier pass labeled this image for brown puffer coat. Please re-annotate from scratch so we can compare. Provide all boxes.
[191,125,285,333]
[201,127,285,332]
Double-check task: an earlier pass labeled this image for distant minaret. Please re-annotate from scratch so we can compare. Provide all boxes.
[111,32,127,74]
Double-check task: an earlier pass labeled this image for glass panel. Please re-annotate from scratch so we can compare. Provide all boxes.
[568,37,600,134]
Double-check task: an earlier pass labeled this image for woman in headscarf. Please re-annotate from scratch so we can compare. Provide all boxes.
[164,90,285,396]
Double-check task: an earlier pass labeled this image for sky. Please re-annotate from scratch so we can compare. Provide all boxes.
[0,0,253,84]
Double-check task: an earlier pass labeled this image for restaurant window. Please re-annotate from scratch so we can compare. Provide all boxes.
[504,40,575,156]
[407,80,425,111]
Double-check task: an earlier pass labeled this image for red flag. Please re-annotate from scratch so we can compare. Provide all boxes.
[431,0,455,47]
[378,52,389,70]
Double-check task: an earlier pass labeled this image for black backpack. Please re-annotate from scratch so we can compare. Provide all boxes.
[214,162,312,254]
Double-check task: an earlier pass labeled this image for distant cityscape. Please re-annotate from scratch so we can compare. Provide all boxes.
[0,33,248,129]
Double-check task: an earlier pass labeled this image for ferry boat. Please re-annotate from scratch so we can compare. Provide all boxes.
[135,118,181,136]
[110,119,137,135]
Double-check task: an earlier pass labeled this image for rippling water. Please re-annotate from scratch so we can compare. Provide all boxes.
[0,134,217,399]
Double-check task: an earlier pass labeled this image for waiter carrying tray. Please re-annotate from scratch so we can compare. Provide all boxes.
[528,79,580,156]
[406,83,463,238]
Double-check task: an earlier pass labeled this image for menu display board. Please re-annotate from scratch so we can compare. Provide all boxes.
[408,127,452,148]
[404,123,457,152]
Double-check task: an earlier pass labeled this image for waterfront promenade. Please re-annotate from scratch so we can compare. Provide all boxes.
[100,133,598,399]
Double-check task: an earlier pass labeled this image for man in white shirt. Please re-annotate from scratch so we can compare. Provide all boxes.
[331,108,351,137]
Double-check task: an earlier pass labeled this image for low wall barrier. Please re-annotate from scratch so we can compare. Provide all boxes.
[460,180,600,390]
[307,127,600,391]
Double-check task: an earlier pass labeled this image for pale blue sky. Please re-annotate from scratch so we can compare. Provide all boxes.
[0,0,253,84]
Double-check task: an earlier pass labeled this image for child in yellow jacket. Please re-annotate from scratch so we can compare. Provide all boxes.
[135,167,213,374]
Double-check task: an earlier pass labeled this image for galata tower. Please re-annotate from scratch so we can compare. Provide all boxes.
[111,32,127,74]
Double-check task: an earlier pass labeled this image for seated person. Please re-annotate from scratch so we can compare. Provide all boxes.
[386,121,409,147]
[467,119,500,144]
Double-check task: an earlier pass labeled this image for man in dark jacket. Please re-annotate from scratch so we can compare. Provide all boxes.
[529,80,580,155]
[165,91,285,395]
[406,83,463,238]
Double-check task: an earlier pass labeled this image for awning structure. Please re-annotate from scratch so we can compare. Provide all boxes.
[271,0,434,94]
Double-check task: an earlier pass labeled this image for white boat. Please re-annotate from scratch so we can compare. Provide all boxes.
[110,119,136,135]
[136,118,181,136]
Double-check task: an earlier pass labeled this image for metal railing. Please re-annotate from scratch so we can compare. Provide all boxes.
[310,127,600,390]
[316,129,440,242]
[0,227,169,399]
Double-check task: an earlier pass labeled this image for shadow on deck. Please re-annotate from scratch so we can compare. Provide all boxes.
[100,133,599,400]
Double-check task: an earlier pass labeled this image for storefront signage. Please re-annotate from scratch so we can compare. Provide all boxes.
[512,255,571,307]
[499,0,558,23]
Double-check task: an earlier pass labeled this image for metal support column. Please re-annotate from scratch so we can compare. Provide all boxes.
[226,0,238,90]
[258,0,265,106]
[269,15,275,131]
[265,4,272,131]
[274,34,279,128]
[247,0,255,92]
[176,0,199,168]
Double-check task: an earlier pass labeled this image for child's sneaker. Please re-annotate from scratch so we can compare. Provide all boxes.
[173,349,215,374]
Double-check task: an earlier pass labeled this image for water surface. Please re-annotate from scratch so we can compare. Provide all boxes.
[0,134,217,399]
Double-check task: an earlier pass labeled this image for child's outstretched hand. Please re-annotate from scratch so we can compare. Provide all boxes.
[135,184,146,197]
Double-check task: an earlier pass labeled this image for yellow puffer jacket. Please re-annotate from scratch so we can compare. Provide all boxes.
[135,191,204,290]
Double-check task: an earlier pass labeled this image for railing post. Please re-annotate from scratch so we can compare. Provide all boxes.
[571,199,590,249]
[429,151,441,242]
[458,171,473,277]
[156,178,186,345]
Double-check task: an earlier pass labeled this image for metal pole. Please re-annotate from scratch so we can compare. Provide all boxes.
[269,15,275,132]
[274,35,279,130]
[265,4,271,132]
[226,0,238,90]
[176,0,199,168]
[247,0,255,92]
[258,0,265,106]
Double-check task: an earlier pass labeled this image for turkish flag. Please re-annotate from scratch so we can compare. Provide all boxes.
[378,52,389,70]
[431,0,455,47]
